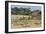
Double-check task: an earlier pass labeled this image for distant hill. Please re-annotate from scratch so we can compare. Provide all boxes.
[32,10,41,20]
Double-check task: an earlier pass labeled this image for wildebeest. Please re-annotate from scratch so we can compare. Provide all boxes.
[19,16,32,20]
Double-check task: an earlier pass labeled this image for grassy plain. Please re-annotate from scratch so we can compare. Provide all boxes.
[11,15,41,29]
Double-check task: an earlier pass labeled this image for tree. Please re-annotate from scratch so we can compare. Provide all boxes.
[11,7,32,15]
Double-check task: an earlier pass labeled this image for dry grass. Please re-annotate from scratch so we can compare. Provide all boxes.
[11,15,41,29]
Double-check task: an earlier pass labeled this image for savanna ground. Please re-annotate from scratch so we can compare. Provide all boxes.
[11,15,41,29]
